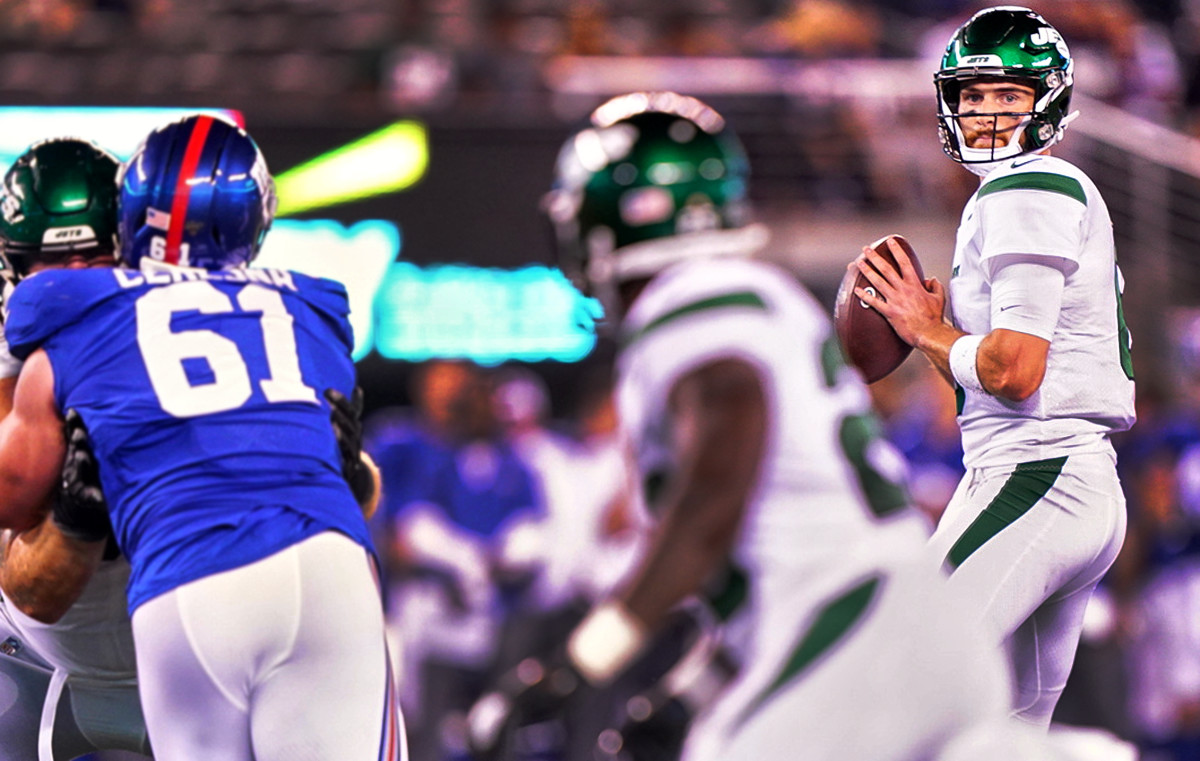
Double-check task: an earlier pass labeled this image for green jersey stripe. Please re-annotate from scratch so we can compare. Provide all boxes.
[621,290,768,348]
[945,456,1068,570]
[978,172,1086,205]
[736,574,882,728]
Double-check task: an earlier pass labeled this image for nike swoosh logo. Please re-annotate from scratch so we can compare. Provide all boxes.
[999,305,1018,311]
[1011,157,1039,168]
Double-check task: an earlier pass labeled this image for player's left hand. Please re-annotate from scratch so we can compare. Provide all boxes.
[466,654,583,760]
[324,387,378,513]
[55,409,115,545]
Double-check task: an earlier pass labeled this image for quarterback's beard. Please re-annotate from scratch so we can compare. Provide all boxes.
[954,113,1033,176]
[961,115,1022,155]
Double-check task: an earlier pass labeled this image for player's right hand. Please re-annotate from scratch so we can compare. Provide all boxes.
[55,408,116,545]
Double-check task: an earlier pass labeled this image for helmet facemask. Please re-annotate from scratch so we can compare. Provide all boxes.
[935,6,1077,173]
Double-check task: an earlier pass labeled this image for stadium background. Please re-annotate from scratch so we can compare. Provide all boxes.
[6,0,1200,759]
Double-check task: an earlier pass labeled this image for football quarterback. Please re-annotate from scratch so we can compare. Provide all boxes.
[853,5,1136,727]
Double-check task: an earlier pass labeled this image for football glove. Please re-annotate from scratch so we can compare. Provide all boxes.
[608,694,691,761]
[610,629,738,761]
[54,409,115,546]
[324,387,376,509]
[467,653,584,760]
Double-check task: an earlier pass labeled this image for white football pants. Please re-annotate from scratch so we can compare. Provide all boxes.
[928,451,1127,727]
[132,530,407,761]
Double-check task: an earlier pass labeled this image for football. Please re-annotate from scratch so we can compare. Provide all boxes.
[834,234,924,384]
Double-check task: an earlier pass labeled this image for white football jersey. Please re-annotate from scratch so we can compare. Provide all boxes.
[949,155,1136,468]
[0,278,21,380]
[4,558,138,681]
[0,327,21,380]
[617,258,927,599]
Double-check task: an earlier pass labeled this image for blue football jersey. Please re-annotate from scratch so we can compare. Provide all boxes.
[6,266,374,612]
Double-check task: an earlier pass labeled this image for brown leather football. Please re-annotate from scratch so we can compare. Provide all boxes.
[834,234,924,384]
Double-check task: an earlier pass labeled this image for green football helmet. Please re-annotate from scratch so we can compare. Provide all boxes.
[546,91,767,315]
[0,138,120,278]
[935,6,1076,168]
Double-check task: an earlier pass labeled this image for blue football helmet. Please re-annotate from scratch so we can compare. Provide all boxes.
[118,114,277,270]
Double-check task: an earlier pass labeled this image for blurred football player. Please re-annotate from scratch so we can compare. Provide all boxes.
[0,137,152,760]
[0,115,403,761]
[467,91,1034,761]
[854,6,1136,727]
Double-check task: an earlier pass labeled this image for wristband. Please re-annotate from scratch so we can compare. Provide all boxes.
[949,334,987,394]
[567,601,647,686]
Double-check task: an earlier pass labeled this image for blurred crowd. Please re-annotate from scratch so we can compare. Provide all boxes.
[390,0,1197,130]
[364,358,650,761]
[3,0,1200,135]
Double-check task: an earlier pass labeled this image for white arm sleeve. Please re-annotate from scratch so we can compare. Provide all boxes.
[986,255,1066,341]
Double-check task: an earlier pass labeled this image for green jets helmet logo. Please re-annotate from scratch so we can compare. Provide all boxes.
[1,194,23,225]
[1029,26,1069,58]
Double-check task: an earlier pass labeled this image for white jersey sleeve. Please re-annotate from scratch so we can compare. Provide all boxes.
[976,168,1088,266]
[0,323,22,380]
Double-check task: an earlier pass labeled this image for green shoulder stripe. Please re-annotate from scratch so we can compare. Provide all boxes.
[978,172,1086,205]
[621,290,768,348]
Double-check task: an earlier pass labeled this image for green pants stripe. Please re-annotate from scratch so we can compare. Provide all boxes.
[945,456,1068,571]
[736,574,882,729]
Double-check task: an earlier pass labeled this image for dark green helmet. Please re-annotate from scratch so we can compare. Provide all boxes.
[545,92,766,311]
[0,138,120,278]
[935,6,1075,166]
